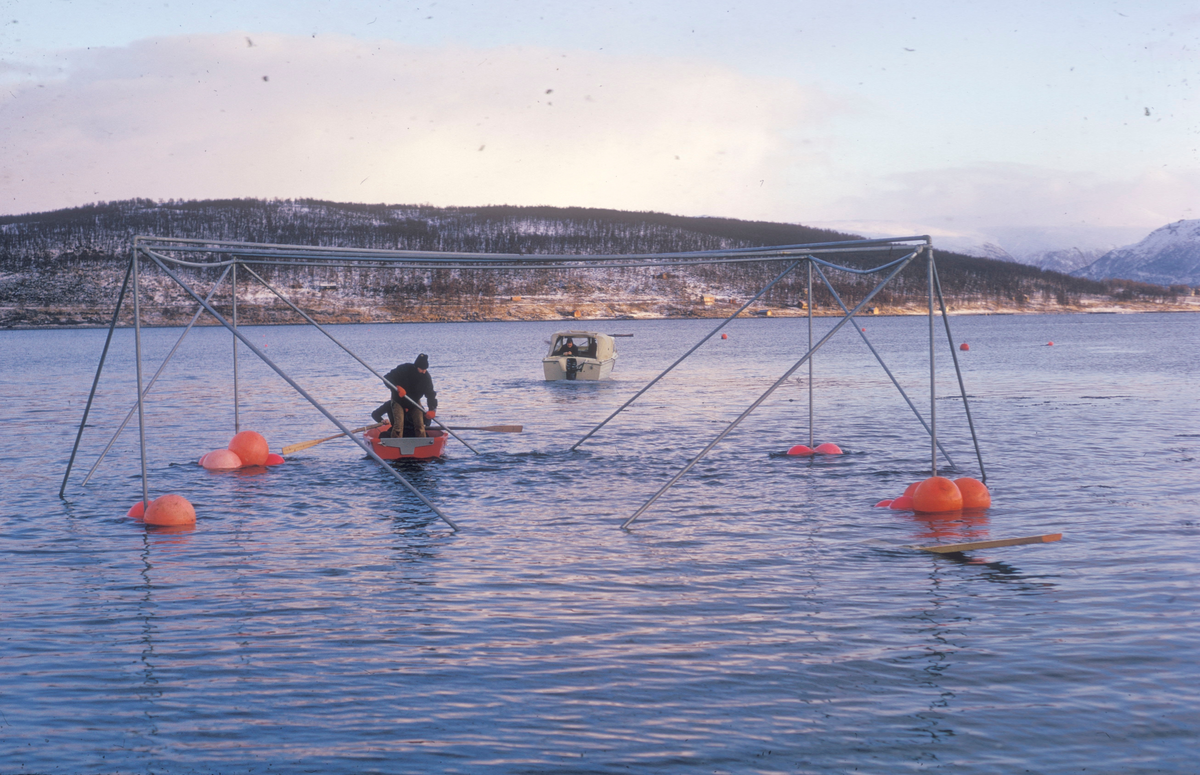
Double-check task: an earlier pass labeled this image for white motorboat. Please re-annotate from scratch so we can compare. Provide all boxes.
[543,331,618,380]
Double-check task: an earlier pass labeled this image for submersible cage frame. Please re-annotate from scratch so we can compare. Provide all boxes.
[61,235,985,531]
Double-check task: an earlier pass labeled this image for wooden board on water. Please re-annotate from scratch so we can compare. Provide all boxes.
[912,533,1062,553]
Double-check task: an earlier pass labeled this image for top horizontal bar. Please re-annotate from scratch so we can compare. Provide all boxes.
[134,234,932,271]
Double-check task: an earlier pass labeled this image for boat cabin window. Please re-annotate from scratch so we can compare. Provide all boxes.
[551,336,596,357]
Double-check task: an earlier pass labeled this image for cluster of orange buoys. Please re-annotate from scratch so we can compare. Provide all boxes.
[876,476,990,513]
[127,431,283,527]
[786,442,843,456]
[199,430,284,470]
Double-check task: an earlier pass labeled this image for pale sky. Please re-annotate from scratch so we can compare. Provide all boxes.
[1,0,1197,253]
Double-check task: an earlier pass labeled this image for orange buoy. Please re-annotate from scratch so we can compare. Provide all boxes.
[228,431,269,466]
[902,481,920,497]
[814,442,842,455]
[861,327,866,331]
[127,500,148,519]
[959,342,969,351]
[954,477,991,509]
[875,499,894,508]
[1046,341,1054,346]
[202,448,243,470]
[144,494,196,526]
[912,476,963,513]
[888,495,914,510]
[265,453,285,466]
[198,452,210,467]
[786,444,815,456]
[721,333,728,339]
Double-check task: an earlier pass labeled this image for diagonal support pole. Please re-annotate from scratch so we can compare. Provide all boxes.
[238,264,479,455]
[931,258,987,483]
[143,250,459,531]
[571,260,803,451]
[60,256,134,498]
[813,264,955,467]
[80,266,233,486]
[623,250,919,528]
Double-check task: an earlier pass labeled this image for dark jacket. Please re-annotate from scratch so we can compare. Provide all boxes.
[384,363,437,411]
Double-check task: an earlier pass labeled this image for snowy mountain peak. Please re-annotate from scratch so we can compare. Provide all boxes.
[1074,219,1200,286]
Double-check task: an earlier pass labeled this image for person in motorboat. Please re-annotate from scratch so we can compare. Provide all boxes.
[371,353,438,438]
[555,337,579,357]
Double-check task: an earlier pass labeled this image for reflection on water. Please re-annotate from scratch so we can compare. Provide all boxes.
[1,313,1198,773]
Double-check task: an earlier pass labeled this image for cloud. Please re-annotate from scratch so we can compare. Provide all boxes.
[0,32,843,216]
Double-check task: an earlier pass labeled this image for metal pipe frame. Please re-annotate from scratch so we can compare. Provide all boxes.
[232,262,240,434]
[931,259,987,483]
[928,250,938,475]
[812,263,955,467]
[623,248,921,528]
[141,249,459,531]
[807,261,814,448]
[569,261,804,451]
[80,266,233,486]
[236,263,480,455]
[60,256,134,498]
[132,246,151,514]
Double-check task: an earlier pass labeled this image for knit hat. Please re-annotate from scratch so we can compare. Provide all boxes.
[414,353,429,369]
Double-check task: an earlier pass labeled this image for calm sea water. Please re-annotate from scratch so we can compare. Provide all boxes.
[1,313,1198,774]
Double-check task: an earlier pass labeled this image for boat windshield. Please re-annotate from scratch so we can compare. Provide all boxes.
[551,336,596,357]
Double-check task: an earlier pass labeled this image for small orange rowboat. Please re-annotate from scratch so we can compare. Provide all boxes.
[364,424,448,461]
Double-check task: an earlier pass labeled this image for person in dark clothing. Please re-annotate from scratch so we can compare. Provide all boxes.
[555,338,579,357]
[371,353,438,437]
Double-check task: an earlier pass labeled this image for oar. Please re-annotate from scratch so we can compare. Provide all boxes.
[865,533,1062,553]
[281,423,383,455]
[442,425,523,433]
[911,533,1062,553]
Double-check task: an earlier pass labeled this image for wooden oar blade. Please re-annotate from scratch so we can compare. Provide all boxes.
[913,533,1062,554]
[443,425,523,433]
[280,422,383,455]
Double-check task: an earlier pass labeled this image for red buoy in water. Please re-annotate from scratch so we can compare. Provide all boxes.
[202,449,243,470]
[814,442,842,455]
[960,342,969,351]
[902,482,920,497]
[786,444,815,456]
[889,495,914,510]
[913,476,963,513]
[721,333,728,340]
[144,494,196,526]
[265,453,285,466]
[875,499,894,508]
[1047,341,1054,346]
[127,500,147,519]
[954,477,991,509]
[228,431,269,466]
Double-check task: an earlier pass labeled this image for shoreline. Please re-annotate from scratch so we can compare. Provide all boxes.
[3,296,1197,330]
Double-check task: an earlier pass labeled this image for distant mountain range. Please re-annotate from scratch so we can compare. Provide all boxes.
[955,223,1199,287]
[1070,220,1200,287]
[1,199,1194,328]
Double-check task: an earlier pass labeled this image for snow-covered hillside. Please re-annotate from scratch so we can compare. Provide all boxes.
[1074,220,1200,286]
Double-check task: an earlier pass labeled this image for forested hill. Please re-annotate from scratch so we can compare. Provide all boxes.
[0,198,1188,328]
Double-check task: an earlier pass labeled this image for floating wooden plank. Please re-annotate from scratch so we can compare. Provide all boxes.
[910,533,1062,553]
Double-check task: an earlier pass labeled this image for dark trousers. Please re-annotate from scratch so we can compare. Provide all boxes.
[379,400,426,438]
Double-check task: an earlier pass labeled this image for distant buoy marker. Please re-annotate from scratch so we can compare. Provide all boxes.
[786,444,815,456]
[721,333,728,340]
[1046,341,1054,346]
[814,442,842,455]
[960,342,969,351]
